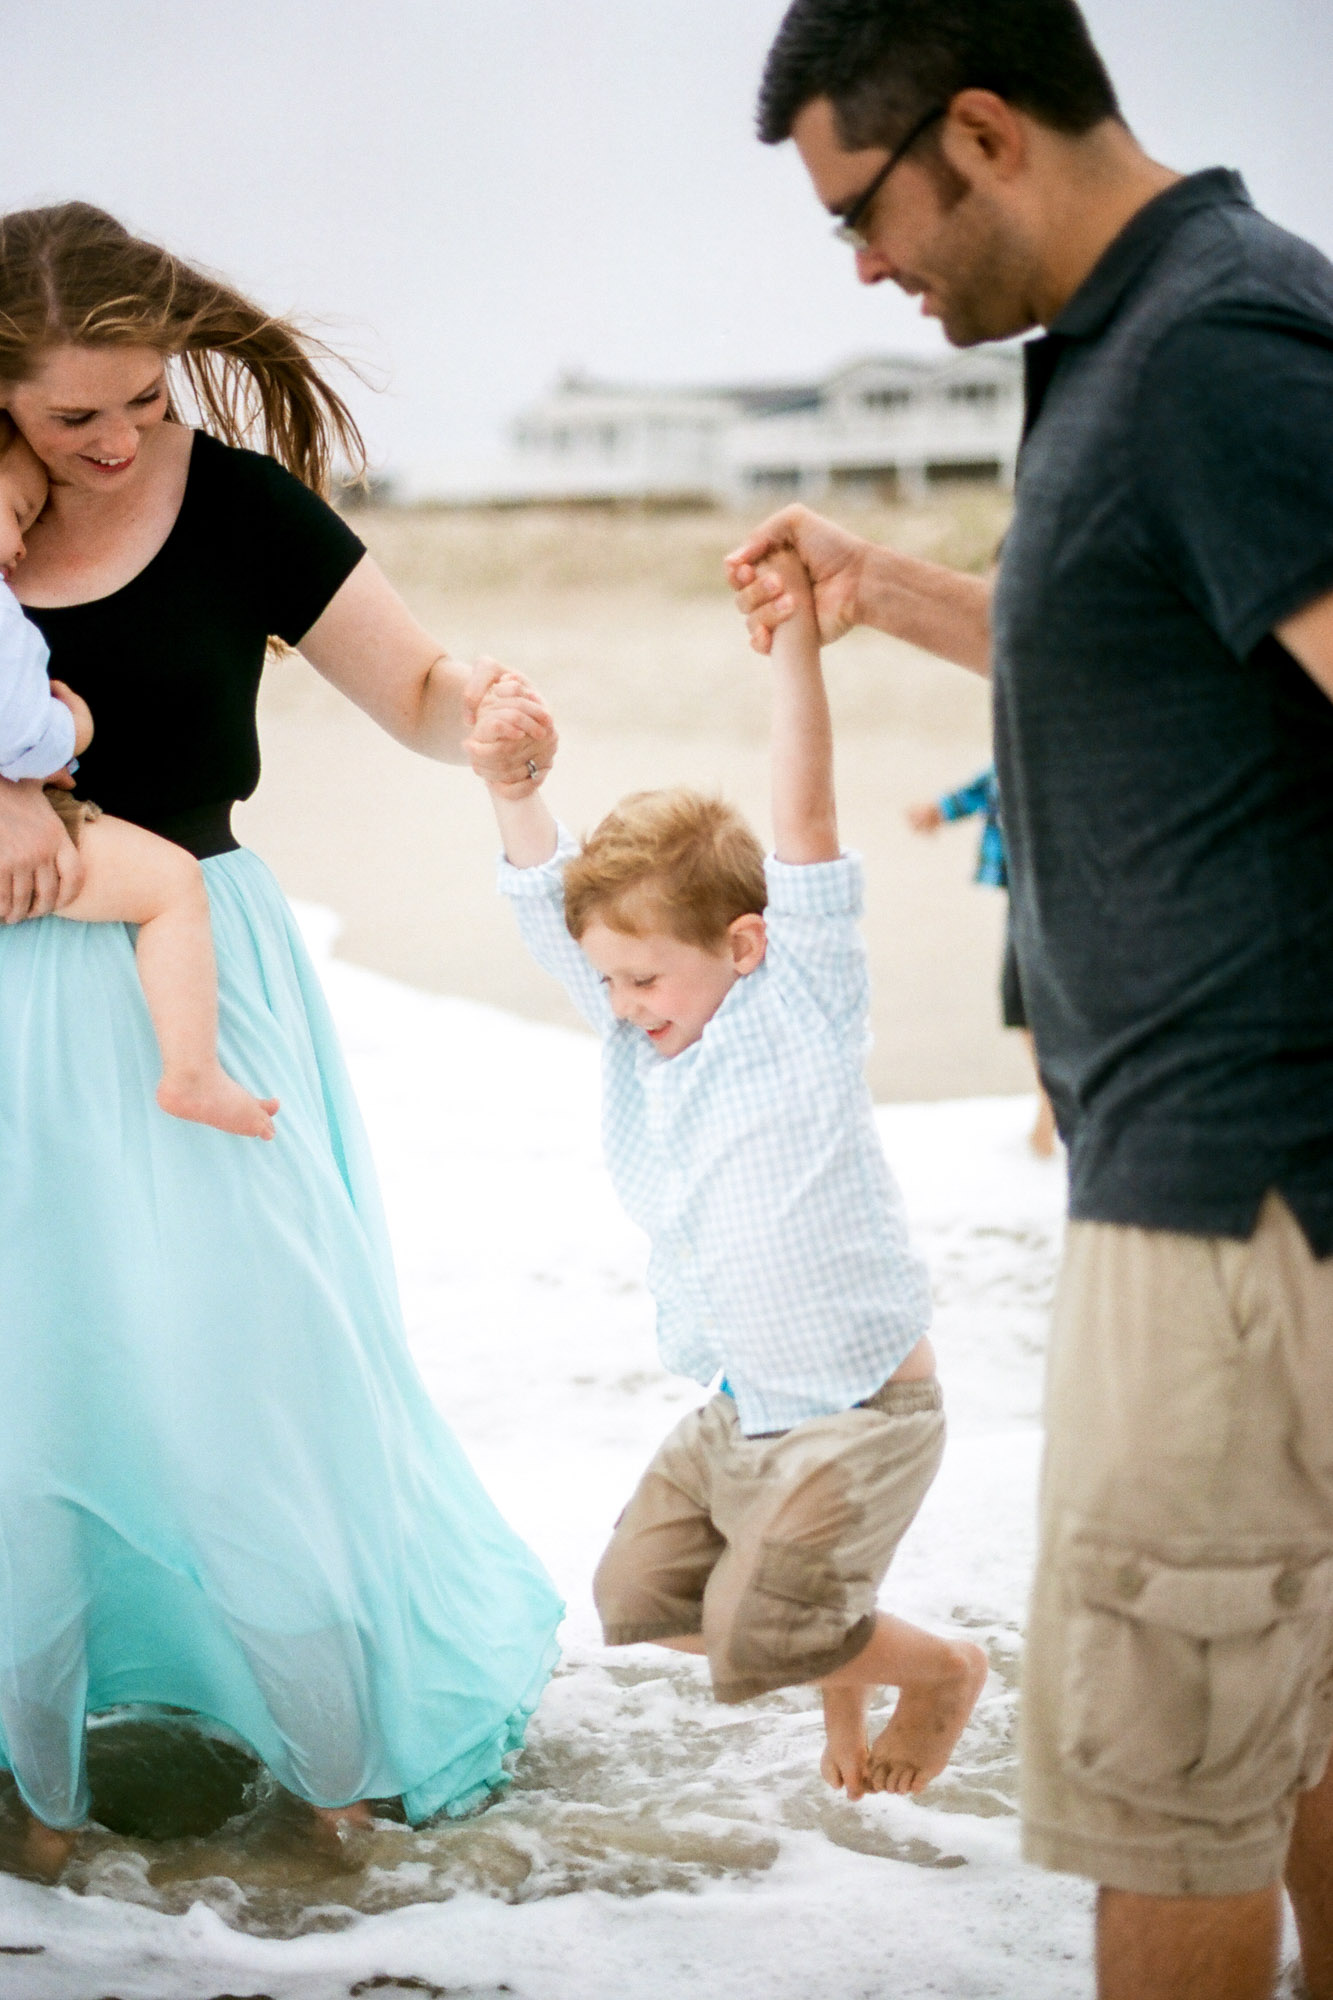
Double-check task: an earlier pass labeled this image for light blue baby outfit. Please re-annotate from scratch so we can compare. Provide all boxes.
[500,831,931,1437]
[0,579,75,780]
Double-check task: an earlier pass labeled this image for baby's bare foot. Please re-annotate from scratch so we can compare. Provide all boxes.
[157,1067,279,1139]
[866,1641,988,1796]
[19,1815,78,1882]
[820,1686,871,1801]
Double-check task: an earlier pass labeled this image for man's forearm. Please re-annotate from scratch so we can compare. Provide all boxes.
[858,546,993,675]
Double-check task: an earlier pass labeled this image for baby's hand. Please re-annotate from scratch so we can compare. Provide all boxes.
[466,670,558,798]
[50,680,94,756]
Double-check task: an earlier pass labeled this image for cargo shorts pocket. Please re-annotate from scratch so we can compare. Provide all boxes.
[730,1541,850,1674]
[1058,1541,1333,1826]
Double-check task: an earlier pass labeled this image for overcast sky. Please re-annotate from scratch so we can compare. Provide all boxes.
[6,0,1331,486]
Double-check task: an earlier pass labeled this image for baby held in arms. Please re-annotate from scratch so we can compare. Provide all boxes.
[0,418,278,1138]
[470,548,986,1799]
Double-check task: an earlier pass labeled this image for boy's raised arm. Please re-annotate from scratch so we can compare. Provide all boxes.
[765,549,839,866]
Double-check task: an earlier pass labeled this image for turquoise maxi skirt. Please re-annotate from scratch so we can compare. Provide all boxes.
[0,848,562,1829]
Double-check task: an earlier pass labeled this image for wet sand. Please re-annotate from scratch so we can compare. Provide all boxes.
[235,495,1026,1103]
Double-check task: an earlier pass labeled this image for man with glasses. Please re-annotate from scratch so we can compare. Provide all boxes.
[728,5,1333,1998]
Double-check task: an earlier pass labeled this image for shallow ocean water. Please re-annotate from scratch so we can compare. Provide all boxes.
[0,1625,1022,1944]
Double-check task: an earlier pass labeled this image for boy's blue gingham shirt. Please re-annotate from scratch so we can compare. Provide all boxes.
[939,767,1008,888]
[500,829,932,1436]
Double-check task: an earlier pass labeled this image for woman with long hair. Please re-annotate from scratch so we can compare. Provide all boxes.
[0,202,562,1877]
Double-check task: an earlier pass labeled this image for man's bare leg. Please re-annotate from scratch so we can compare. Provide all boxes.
[1097,1886,1281,2000]
[1287,1754,1333,1998]
[57,817,279,1138]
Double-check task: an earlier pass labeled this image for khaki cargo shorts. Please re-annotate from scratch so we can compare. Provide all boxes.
[1022,1194,1333,1896]
[593,1378,945,1703]
[43,786,101,844]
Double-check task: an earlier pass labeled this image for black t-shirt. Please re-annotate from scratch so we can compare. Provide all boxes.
[25,431,365,857]
[992,170,1333,1252]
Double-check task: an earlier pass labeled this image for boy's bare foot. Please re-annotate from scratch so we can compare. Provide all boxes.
[866,1641,988,1796]
[157,1067,280,1139]
[19,1815,78,1882]
[820,1686,871,1800]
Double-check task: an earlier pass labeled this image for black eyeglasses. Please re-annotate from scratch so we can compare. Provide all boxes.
[832,104,947,250]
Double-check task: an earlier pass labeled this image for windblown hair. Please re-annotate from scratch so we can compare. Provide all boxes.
[757,0,1121,153]
[0,202,364,494]
[563,790,767,949]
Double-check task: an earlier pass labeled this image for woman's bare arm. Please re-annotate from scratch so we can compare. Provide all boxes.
[725,504,993,677]
[295,554,555,788]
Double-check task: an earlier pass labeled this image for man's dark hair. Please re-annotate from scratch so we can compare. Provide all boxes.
[757,0,1121,151]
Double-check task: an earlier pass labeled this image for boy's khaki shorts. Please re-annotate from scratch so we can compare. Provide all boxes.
[593,1378,945,1703]
[1022,1194,1333,1897]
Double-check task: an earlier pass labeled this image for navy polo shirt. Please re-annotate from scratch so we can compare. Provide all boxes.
[992,170,1333,1252]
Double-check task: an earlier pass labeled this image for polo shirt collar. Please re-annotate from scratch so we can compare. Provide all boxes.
[1049,167,1253,342]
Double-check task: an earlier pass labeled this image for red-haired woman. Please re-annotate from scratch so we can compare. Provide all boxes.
[0,203,561,1877]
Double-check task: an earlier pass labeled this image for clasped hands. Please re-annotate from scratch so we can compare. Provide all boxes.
[724,505,869,655]
[464,657,556,798]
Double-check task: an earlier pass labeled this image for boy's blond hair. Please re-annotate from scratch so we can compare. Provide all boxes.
[564,789,767,949]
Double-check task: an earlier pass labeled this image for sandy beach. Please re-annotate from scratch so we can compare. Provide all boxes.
[235,490,1026,1103]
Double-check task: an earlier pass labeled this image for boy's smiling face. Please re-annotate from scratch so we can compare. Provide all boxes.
[0,433,50,581]
[579,915,767,1059]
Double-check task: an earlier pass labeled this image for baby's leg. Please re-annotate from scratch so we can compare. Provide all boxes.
[57,816,280,1139]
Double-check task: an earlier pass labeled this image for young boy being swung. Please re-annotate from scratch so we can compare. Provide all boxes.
[472,551,985,1797]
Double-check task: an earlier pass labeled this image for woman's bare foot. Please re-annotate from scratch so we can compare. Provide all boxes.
[301,1798,375,1866]
[311,1801,374,1831]
[820,1686,871,1800]
[157,1066,279,1139]
[865,1641,988,1795]
[19,1815,78,1882]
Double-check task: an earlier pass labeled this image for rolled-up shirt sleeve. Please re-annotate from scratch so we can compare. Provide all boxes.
[762,852,870,1040]
[0,585,76,782]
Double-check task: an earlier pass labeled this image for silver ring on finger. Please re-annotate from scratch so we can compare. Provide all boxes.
[526,759,539,780]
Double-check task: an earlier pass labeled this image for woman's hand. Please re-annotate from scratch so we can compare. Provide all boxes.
[0,779,85,921]
[465,665,557,800]
[725,506,869,657]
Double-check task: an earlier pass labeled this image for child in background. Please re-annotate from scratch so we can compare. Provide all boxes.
[472,550,986,1801]
[0,418,278,1139]
[908,767,1056,1158]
